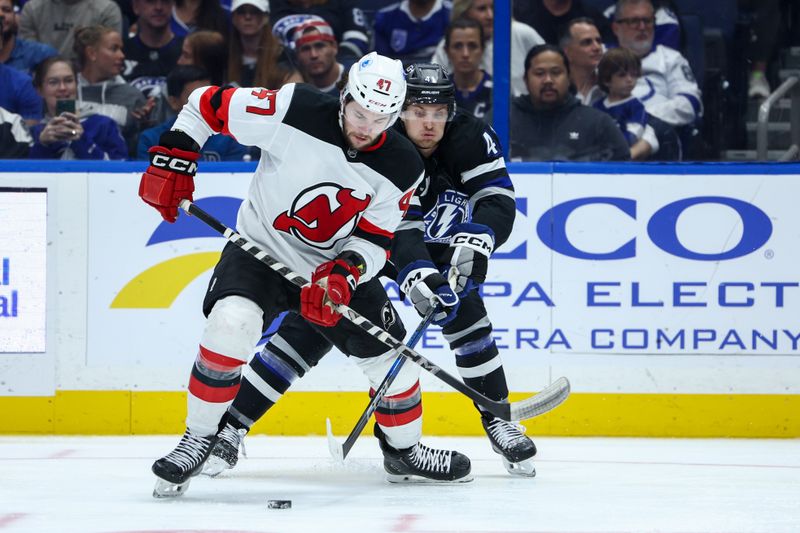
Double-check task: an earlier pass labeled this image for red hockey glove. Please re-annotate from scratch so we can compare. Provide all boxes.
[300,258,361,327]
[139,145,200,222]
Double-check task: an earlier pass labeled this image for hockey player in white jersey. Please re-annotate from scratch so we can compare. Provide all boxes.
[206,64,537,478]
[139,52,472,497]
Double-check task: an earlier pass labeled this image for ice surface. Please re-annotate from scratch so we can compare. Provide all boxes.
[0,435,798,533]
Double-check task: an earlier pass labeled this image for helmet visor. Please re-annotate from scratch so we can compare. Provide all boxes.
[400,104,451,123]
[343,101,394,135]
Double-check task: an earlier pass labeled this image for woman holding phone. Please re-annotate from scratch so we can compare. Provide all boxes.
[30,56,128,159]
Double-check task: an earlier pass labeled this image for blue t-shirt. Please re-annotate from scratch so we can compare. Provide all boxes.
[4,38,58,75]
[0,63,43,120]
[374,0,451,58]
[138,117,248,162]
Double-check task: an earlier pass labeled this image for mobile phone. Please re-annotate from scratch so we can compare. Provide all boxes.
[56,99,76,115]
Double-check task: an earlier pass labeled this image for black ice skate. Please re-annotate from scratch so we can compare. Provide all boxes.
[375,425,473,483]
[152,430,217,498]
[481,415,537,477]
[202,422,247,477]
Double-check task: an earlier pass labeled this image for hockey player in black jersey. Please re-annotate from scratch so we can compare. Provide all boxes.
[392,63,536,476]
[206,63,537,479]
[139,52,471,497]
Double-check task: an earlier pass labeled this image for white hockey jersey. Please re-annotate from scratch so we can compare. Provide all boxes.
[633,44,702,126]
[172,83,424,282]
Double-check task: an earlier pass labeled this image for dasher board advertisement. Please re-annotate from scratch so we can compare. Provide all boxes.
[0,187,47,353]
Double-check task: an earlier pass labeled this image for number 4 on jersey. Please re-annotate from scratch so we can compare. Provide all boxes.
[246,89,277,116]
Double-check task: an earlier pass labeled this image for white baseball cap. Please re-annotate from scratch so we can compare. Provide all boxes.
[231,0,269,13]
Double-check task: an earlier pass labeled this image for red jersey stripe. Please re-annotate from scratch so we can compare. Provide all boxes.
[198,87,223,133]
[357,216,394,239]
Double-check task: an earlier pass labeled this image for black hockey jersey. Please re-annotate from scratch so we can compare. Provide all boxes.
[172,83,424,282]
[391,110,516,273]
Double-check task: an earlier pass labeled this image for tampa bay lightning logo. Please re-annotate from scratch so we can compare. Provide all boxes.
[390,29,408,52]
[424,190,470,243]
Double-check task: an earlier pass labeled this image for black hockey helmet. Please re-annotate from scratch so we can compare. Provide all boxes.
[403,63,456,121]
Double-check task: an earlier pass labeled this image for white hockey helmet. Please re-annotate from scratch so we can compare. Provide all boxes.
[340,52,407,128]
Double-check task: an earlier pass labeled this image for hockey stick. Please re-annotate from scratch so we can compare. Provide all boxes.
[326,307,436,461]
[178,199,570,422]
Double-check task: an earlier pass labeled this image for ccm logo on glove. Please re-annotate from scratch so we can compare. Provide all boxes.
[150,153,198,175]
[452,234,493,254]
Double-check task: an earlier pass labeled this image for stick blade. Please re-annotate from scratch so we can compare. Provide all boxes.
[510,377,571,421]
[326,418,344,462]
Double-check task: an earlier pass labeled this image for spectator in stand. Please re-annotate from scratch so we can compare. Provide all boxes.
[745,0,782,99]
[176,29,226,85]
[0,106,31,157]
[114,0,137,31]
[74,25,154,153]
[603,0,680,51]
[560,17,603,105]
[373,0,450,63]
[269,0,370,61]
[514,0,612,46]
[137,65,247,160]
[123,0,183,125]
[0,61,42,126]
[19,0,122,60]
[228,0,301,87]
[432,0,544,97]
[509,44,629,161]
[292,18,342,95]
[611,0,700,158]
[444,17,491,123]
[30,56,127,159]
[171,0,229,38]
[0,0,57,74]
[593,46,658,160]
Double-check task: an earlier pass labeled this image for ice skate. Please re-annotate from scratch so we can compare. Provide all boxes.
[375,425,473,483]
[202,422,247,477]
[152,430,217,498]
[481,415,537,477]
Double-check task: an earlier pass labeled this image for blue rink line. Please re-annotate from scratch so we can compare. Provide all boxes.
[1,159,799,174]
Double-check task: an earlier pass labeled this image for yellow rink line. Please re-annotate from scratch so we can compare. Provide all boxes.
[0,391,798,437]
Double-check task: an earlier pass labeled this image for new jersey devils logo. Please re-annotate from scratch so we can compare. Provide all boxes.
[274,183,372,249]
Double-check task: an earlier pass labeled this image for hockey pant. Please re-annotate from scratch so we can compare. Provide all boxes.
[440,290,509,408]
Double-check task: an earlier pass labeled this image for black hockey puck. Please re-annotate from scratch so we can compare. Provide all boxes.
[267,499,292,509]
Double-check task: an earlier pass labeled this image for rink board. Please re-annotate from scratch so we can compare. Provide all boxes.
[0,161,799,436]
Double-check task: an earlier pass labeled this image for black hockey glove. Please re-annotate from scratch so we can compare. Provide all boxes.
[397,260,459,326]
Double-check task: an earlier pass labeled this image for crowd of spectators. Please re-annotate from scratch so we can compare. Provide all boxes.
[0,0,796,161]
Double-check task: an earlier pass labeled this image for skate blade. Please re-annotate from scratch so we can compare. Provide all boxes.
[386,472,474,484]
[153,477,192,498]
[201,456,230,478]
[501,456,536,477]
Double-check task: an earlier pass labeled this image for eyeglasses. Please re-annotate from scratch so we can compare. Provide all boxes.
[616,17,655,27]
[343,104,392,133]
